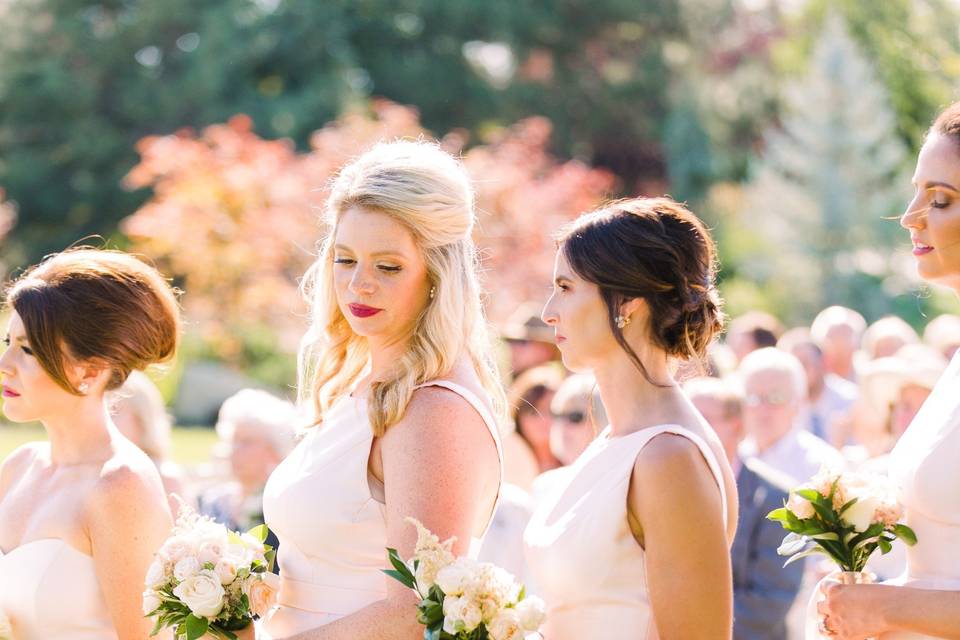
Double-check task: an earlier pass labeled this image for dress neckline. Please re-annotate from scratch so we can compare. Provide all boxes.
[0,537,93,560]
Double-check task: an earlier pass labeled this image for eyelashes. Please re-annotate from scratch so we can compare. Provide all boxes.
[1,336,33,356]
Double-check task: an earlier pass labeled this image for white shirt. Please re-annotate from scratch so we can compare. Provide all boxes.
[740,427,846,486]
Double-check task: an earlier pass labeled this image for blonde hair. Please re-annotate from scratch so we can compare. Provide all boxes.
[110,370,172,462]
[298,140,507,436]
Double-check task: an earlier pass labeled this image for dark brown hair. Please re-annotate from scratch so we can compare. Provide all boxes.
[558,197,725,383]
[6,248,181,394]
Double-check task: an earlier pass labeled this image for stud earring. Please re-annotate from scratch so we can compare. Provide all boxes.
[615,315,631,329]
[79,382,89,395]
[429,285,436,299]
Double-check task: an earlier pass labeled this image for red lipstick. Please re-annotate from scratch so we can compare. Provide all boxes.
[348,303,383,318]
[2,386,20,398]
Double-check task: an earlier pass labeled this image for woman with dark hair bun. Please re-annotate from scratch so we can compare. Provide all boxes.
[812,103,960,639]
[524,197,737,639]
[0,248,181,639]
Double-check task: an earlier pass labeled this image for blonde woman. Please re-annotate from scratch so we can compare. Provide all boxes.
[260,141,506,639]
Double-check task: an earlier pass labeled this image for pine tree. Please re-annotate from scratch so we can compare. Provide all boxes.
[743,13,910,322]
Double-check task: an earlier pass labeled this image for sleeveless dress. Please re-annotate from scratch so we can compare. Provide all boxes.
[0,539,118,639]
[260,379,503,638]
[805,350,960,639]
[524,424,730,640]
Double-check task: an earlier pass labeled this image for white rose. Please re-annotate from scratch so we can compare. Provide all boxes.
[435,558,474,596]
[487,608,525,640]
[173,569,225,618]
[243,572,279,617]
[214,558,239,585]
[786,491,816,520]
[197,540,226,567]
[159,536,194,565]
[174,556,202,581]
[515,596,546,631]
[442,595,483,634]
[142,590,162,616]
[145,558,168,588]
[842,493,883,533]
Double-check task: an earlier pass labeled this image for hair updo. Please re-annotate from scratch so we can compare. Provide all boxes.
[6,248,181,394]
[558,197,725,380]
[933,101,960,146]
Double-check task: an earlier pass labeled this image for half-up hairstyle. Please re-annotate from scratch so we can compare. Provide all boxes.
[558,197,725,384]
[298,140,507,436]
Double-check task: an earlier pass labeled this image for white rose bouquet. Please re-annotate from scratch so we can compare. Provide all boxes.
[144,506,278,640]
[0,609,12,640]
[384,518,545,640]
[767,468,917,574]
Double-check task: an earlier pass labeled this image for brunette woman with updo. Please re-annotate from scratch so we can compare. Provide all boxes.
[524,198,737,639]
[0,249,181,639]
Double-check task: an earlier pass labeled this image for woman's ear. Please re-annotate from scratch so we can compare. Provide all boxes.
[70,358,113,395]
[619,297,646,325]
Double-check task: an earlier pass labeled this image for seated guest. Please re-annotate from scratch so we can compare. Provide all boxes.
[530,373,606,504]
[725,311,783,364]
[737,348,845,485]
[810,306,866,382]
[861,315,919,360]
[507,364,565,475]
[778,328,857,444]
[111,370,190,515]
[199,389,299,536]
[923,313,960,360]
[686,376,804,640]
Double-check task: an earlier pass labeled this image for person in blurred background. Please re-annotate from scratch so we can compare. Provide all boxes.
[110,370,189,515]
[199,388,299,537]
[922,313,960,360]
[810,306,866,382]
[737,347,845,485]
[507,364,565,475]
[861,315,920,361]
[725,311,783,364]
[500,302,560,377]
[778,327,858,443]
[686,376,803,640]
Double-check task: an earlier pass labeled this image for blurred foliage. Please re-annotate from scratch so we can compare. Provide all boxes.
[2,0,960,388]
[122,101,612,379]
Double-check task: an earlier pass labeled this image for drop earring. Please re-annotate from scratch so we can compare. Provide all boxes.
[429,285,436,300]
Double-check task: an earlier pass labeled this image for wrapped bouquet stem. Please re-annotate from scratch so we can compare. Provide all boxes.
[384,518,545,640]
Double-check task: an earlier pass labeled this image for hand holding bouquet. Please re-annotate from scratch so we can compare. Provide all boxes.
[385,518,545,640]
[143,506,278,640]
[0,609,12,640]
[767,468,917,573]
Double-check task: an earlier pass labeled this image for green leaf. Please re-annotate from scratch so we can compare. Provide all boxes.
[386,548,415,581]
[247,524,269,544]
[893,524,918,546]
[811,501,838,524]
[795,489,821,502]
[783,545,828,567]
[383,569,416,589]
[766,507,790,522]
[185,614,209,640]
[810,532,840,541]
[878,537,893,555]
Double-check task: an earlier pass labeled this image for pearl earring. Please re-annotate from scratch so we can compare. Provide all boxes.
[79,382,89,394]
[429,285,436,299]
[615,315,631,329]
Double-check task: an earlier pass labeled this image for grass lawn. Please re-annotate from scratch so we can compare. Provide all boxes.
[0,423,220,465]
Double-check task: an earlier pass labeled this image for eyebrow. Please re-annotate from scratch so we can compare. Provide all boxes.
[914,180,960,194]
[554,273,575,285]
[333,245,408,259]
